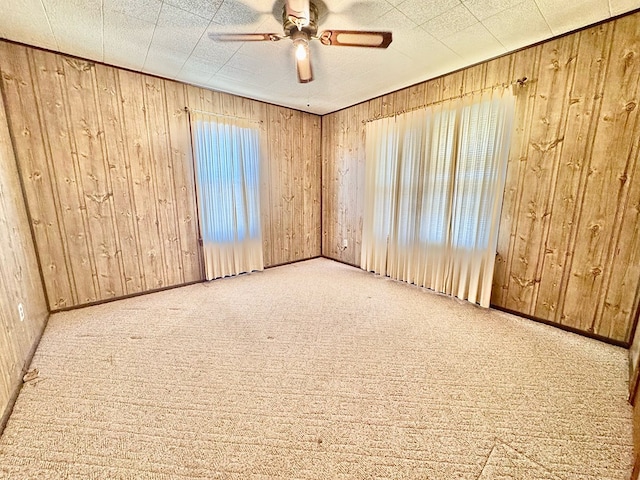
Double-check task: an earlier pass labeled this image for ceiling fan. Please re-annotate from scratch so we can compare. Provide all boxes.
[208,0,393,83]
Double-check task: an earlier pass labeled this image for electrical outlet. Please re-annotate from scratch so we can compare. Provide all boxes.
[18,303,25,322]
[342,238,348,249]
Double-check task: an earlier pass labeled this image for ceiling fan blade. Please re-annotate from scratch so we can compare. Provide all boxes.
[318,30,392,48]
[208,32,283,42]
[296,49,313,83]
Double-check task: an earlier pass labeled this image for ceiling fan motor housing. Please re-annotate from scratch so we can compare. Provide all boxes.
[283,1,318,37]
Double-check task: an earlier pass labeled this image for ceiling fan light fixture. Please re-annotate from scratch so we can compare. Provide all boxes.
[209,0,392,84]
[296,55,313,83]
[293,32,310,60]
[292,31,313,83]
[296,42,308,60]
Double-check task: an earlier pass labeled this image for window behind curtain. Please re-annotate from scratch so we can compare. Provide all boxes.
[196,121,260,243]
[361,88,515,307]
[452,99,505,250]
[190,113,263,280]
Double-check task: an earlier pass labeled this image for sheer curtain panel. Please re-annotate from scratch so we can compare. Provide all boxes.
[361,87,515,307]
[190,113,263,280]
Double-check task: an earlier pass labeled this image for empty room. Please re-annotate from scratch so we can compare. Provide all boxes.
[1,0,640,478]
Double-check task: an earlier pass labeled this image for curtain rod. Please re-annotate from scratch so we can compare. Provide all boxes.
[184,106,263,124]
[361,77,530,124]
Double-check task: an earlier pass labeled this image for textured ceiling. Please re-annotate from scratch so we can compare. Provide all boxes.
[1,0,639,114]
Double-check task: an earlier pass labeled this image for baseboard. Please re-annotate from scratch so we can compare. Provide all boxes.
[318,256,629,350]
[53,257,325,313]
[319,256,359,269]
[491,305,628,349]
[52,280,203,313]
[264,255,323,270]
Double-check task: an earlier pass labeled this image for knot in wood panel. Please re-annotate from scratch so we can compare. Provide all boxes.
[64,58,94,72]
[542,300,556,311]
[81,122,96,139]
[589,266,602,277]
[530,137,564,153]
[604,301,620,312]
[625,101,636,112]
[623,50,635,71]
[511,275,535,288]
[85,192,113,204]
[565,160,581,171]
[588,223,601,236]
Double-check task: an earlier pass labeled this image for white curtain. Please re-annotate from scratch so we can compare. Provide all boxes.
[361,87,515,307]
[190,113,263,280]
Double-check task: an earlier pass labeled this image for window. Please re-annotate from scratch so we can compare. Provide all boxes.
[190,113,263,280]
[361,88,515,307]
[195,121,260,243]
[451,100,502,249]
[416,108,456,246]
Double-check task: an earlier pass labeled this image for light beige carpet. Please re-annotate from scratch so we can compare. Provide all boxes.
[0,258,633,479]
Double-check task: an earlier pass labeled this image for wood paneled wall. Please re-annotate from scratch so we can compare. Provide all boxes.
[0,41,321,310]
[322,12,640,343]
[0,86,48,425]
